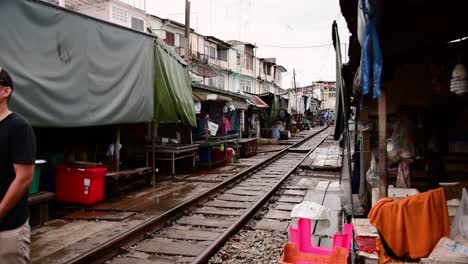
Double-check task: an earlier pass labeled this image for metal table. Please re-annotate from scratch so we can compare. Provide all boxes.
[146,144,199,177]
[237,137,258,157]
[193,134,239,168]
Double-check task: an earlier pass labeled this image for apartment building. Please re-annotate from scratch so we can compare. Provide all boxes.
[42,0,287,95]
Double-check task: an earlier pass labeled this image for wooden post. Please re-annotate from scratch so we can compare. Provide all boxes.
[151,123,156,186]
[378,89,387,198]
[360,104,371,209]
[114,125,121,173]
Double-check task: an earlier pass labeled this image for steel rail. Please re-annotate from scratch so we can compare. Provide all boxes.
[68,126,328,264]
[191,130,328,263]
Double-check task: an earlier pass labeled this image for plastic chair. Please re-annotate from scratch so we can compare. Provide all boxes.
[289,218,353,256]
[279,242,348,264]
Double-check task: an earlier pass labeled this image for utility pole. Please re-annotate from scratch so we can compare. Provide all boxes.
[293,69,299,125]
[185,0,191,62]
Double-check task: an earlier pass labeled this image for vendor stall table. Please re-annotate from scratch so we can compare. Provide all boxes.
[236,137,258,157]
[146,144,199,177]
[195,134,239,168]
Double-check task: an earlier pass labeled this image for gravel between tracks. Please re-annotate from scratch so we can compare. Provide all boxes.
[209,229,288,264]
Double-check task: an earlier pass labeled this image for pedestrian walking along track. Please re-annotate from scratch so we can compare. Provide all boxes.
[69,127,331,264]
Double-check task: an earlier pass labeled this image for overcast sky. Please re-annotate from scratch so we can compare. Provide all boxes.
[124,0,350,88]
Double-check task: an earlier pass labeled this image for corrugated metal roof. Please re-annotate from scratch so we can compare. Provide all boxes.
[245,93,269,108]
[193,91,232,102]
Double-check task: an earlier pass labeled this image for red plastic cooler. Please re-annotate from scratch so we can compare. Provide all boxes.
[55,164,106,205]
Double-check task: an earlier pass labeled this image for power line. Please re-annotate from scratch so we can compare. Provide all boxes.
[256,43,331,49]
[255,42,347,49]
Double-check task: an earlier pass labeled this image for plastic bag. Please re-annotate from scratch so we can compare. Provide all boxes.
[366,154,379,188]
[291,201,330,220]
[396,160,411,188]
[451,188,468,240]
[387,116,415,163]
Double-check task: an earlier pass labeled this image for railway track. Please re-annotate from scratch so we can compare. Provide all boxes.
[69,127,330,264]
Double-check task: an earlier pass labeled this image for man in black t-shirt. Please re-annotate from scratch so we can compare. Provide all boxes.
[0,68,36,264]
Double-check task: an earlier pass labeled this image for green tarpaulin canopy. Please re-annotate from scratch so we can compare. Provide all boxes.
[154,38,196,127]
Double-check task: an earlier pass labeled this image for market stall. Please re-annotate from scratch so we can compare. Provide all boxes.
[192,84,248,166]
[336,0,468,262]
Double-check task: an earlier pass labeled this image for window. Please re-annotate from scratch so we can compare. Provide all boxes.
[164,31,175,46]
[112,6,128,24]
[178,35,186,48]
[217,47,228,62]
[218,75,224,89]
[131,17,144,31]
[208,47,216,59]
[208,78,215,87]
[246,54,253,70]
[266,65,272,76]
[262,84,268,93]
[236,53,241,65]
[241,79,252,93]
[245,80,252,93]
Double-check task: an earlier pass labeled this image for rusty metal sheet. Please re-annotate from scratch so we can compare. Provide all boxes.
[264,210,291,220]
[194,207,244,216]
[177,215,234,228]
[136,237,205,256]
[217,194,259,202]
[255,219,289,232]
[158,228,220,241]
[204,200,252,209]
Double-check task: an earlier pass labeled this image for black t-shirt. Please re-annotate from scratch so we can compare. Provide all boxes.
[0,113,36,231]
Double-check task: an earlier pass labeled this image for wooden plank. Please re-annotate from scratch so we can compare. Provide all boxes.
[378,89,387,198]
[224,189,262,196]
[177,215,234,228]
[217,194,259,202]
[204,200,252,209]
[323,193,342,210]
[158,228,220,241]
[277,196,303,203]
[62,211,135,221]
[315,181,330,191]
[255,219,289,232]
[283,189,307,196]
[274,203,296,211]
[194,207,244,216]
[112,258,167,264]
[264,210,291,220]
[136,238,205,256]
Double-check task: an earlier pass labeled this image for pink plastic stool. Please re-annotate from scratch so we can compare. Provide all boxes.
[289,218,353,257]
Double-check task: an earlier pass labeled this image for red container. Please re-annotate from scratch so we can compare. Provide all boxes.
[55,164,106,205]
[212,149,226,162]
[226,149,233,164]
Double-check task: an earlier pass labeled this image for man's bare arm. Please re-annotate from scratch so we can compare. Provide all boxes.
[0,164,34,219]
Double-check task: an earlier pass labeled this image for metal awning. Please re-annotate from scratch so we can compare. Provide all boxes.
[193,91,232,102]
[245,93,269,108]
[228,100,248,110]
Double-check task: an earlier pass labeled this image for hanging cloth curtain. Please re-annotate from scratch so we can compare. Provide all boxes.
[360,0,383,99]
[153,38,196,127]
